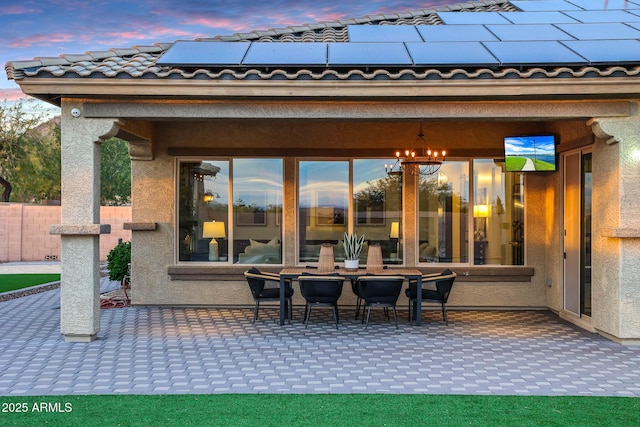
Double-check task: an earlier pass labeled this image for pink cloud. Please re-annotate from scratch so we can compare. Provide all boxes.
[0,88,29,102]
[180,17,238,30]
[0,5,40,15]
[9,32,77,49]
[101,27,201,46]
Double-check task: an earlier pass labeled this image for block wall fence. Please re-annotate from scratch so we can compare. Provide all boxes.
[0,203,132,262]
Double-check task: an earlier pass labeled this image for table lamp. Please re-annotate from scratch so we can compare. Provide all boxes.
[390,221,400,240]
[390,221,400,260]
[202,221,226,261]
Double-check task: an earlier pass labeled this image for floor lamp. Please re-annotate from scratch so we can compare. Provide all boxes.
[203,221,226,261]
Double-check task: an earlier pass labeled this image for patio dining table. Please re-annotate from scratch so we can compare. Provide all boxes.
[278,267,424,326]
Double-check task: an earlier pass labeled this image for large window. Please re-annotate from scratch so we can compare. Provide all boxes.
[178,159,283,264]
[418,160,524,265]
[178,157,523,267]
[298,159,402,264]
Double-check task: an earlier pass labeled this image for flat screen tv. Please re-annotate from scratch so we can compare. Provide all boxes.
[504,135,557,172]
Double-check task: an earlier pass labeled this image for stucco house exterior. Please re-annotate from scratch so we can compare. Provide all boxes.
[5,0,640,344]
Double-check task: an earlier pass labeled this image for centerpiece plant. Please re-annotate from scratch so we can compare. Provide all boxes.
[343,232,365,269]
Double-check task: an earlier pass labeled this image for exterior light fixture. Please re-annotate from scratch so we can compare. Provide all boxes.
[386,123,446,176]
[203,191,220,203]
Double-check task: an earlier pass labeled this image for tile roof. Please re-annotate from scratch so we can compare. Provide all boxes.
[5,0,640,87]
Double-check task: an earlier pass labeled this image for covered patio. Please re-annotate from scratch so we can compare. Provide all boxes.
[6,0,640,345]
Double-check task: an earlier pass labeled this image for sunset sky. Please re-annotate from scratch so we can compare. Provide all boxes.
[1,0,449,105]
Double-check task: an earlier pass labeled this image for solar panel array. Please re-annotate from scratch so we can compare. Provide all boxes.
[157,1,640,68]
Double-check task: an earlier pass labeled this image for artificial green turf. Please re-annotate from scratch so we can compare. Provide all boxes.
[0,394,638,427]
[0,274,60,293]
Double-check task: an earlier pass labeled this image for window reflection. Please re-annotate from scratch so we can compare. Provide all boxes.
[353,159,402,264]
[178,160,229,262]
[417,160,524,266]
[233,159,283,264]
[178,159,283,264]
[178,156,525,267]
[298,161,349,262]
[473,160,524,266]
[418,162,469,263]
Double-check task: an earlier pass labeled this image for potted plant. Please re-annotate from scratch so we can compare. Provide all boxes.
[343,232,365,269]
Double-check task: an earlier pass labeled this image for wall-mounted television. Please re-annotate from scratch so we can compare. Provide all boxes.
[504,135,557,172]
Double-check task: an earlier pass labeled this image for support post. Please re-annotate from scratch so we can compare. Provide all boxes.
[51,102,119,342]
[589,115,640,344]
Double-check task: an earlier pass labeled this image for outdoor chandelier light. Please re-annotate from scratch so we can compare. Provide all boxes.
[203,191,220,203]
[385,123,446,176]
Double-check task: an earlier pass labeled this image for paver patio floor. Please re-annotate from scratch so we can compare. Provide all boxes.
[1,288,639,396]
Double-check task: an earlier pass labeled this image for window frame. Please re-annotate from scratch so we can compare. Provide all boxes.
[175,157,284,266]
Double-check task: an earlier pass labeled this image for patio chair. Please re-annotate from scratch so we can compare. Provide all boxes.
[298,274,345,329]
[244,267,294,323]
[406,270,457,325]
[350,244,387,320]
[356,275,405,328]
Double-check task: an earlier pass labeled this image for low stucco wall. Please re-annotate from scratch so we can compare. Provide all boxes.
[133,278,546,310]
[0,203,132,262]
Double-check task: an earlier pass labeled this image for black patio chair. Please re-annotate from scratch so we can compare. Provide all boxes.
[406,270,457,325]
[244,267,293,323]
[356,275,405,328]
[298,274,345,329]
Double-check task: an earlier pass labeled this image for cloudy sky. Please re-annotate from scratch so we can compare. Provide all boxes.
[1,0,449,105]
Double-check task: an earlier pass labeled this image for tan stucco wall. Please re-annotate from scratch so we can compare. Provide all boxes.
[129,118,594,309]
[590,116,640,342]
[130,146,175,304]
[0,203,132,262]
[593,133,621,337]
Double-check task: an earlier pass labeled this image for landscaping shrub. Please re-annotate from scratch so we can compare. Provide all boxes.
[106,241,131,282]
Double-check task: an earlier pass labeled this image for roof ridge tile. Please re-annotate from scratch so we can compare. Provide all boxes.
[34,57,70,66]
[60,54,94,62]
[110,48,140,56]
[86,51,120,60]
[131,45,166,53]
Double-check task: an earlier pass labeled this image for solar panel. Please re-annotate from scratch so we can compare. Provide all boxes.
[328,43,412,66]
[562,39,640,63]
[483,40,587,65]
[510,0,581,11]
[565,0,640,10]
[436,12,511,25]
[556,22,640,39]
[157,3,640,71]
[416,25,498,42]
[406,42,498,66]
[347,25,423,42]
[243,42,327,66]
[564,10,640,23]
[499,11,579,24]
[156,41,250,67]
[486,24,574,41]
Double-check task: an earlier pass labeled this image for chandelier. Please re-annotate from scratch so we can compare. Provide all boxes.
[385,124,446,176]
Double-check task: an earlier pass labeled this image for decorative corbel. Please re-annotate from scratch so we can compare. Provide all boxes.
[587,118,619,145]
